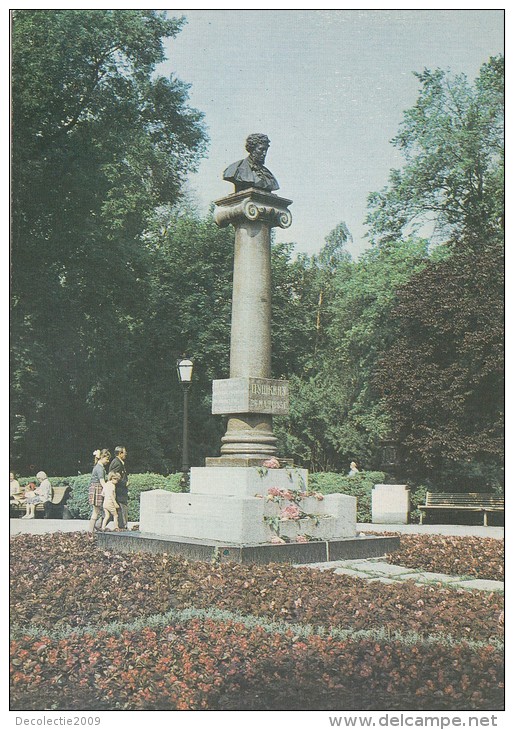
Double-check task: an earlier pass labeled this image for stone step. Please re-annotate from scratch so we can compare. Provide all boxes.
[139,489,357,544]
[140,509,343,544]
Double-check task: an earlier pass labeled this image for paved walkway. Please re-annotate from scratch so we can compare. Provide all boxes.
[301,556,504,592]
[10,518,92,535]
[357,522,504,540]
[303,523,504,593]
[9,519,504,539]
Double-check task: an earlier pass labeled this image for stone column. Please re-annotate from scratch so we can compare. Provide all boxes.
[207,188,292,465]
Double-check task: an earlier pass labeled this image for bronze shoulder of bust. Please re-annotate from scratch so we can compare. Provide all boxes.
[223,133,279,193]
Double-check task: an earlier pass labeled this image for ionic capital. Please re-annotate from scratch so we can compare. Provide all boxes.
[214,188,293,230]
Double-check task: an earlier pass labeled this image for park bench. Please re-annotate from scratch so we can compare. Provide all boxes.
[419,492,504,526]
[9,485,72,519]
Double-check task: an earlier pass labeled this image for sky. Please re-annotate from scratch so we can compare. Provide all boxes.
[158,8,504,258]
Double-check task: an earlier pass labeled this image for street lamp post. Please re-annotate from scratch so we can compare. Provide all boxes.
[177,357,194,490]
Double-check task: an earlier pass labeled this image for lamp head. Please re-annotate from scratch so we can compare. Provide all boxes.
[177,357,194,385]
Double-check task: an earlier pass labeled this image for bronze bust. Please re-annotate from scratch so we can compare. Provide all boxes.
[223,133,279,193]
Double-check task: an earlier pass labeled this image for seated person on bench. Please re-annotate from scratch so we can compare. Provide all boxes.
[23,471,53,519]
[10,472,26,506]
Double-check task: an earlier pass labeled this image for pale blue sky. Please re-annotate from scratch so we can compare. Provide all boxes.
[159,9,504,258]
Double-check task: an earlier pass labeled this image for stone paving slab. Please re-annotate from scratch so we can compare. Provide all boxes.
[334,560,417,577]
[399,571,463,584]
[303,558,503,593]
[333,567,369,578]
[451,578,504,592]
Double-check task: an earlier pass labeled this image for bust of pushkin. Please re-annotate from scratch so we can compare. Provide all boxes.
[223,133,279,193]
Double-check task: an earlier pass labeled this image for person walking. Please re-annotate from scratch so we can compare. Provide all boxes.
[109,446,129,530]
[88,449,111,532]
[101,472,121,531]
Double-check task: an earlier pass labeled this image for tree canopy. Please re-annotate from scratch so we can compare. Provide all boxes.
[366,56,504,246]
[10,17,504,495]
[373,235,504,489]
[10,10,208,473]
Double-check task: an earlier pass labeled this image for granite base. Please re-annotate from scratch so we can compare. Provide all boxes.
[96,531,400,565]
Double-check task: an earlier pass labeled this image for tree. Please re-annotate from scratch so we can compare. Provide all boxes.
[366,56,504,246]
[270,242,321,378]
[139,214,331,472]
[373,234,503,489]
[362,55,504,488]
[10,10,208,474]
[275,227,431,472]
[134,209,234,471]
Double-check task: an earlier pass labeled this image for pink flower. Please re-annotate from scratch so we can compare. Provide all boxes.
[270,535,286,544]
[267,487,282,497]
[296,535,309,543]
[263,457,281,469]
[280,504,301,520]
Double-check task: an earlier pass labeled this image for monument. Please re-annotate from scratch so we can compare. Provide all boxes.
[208,133,291,465]
[100,135,399,562]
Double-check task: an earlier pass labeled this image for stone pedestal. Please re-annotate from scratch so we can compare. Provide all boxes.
[139,467,357,545]
[372,484,411,524]
[211,189,292,461]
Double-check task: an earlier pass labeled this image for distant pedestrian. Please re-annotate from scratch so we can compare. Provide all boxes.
[88,449,111,532]
[348,461,359,477]
[101,472,121,531]
[109,446,129,530]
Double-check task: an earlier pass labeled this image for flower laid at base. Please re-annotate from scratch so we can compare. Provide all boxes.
[265,486,324,503]
[262,486,328,544]
[262,457,281,469]
[269,533,321,544]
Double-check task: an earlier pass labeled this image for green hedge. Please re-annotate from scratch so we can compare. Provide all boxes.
[309,471,387,523]
[22,473,183,521]
[19,470,422,524]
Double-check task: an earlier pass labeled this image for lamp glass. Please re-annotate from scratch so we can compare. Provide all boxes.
[177,358,194,383]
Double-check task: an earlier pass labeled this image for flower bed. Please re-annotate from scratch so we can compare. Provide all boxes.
[10,533,503,640]
[385,534,504,582]
[10,619,503,711]
[10,533,504,711]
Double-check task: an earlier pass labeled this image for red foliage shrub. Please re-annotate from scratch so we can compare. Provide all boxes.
[10,618,504,711]
[10,533,504,712]
[10,533,504,641]
[385,535,504,581]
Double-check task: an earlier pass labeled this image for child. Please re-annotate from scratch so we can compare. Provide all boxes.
[21,482,38,520]
[101,471,121,531]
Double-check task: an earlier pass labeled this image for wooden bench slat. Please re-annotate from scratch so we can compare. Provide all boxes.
[419,492,504,526]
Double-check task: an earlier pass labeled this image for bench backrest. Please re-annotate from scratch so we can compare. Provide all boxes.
[425,492,504,508]
[51,485,71,505]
